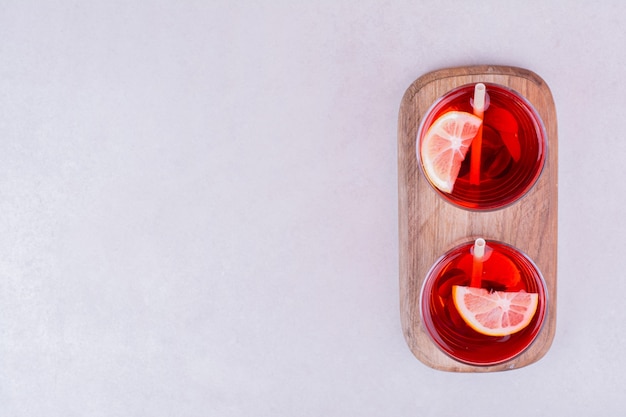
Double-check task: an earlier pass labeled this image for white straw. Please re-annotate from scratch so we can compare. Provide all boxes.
[473,83,486,116]
[473,238,486,259]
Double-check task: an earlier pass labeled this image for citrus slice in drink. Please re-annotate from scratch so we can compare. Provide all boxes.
[420,111,483,193]
[452,285,538,337]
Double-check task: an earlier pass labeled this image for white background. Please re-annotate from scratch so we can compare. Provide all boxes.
[0,1,623,415]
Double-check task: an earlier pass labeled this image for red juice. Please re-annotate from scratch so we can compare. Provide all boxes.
[417,83,546,210]
[420,240,547,366]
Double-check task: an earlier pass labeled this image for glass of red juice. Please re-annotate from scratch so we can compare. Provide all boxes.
[420,240,547,366]
[417,83,547,210]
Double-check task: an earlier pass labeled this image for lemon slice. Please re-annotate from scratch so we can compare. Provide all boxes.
[452,285,538,337]
[420,111,482,193]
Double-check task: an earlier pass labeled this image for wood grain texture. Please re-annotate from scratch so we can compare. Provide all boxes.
[398,66,558,372]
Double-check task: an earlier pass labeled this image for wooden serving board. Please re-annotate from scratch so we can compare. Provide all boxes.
[398,66,558,372]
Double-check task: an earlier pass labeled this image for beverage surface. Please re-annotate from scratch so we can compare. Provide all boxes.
[418,83,546,210]
[420,241,547,365]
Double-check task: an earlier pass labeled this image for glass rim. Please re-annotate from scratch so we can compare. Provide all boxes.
[416,82,548,212]
[419,239,549,366]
